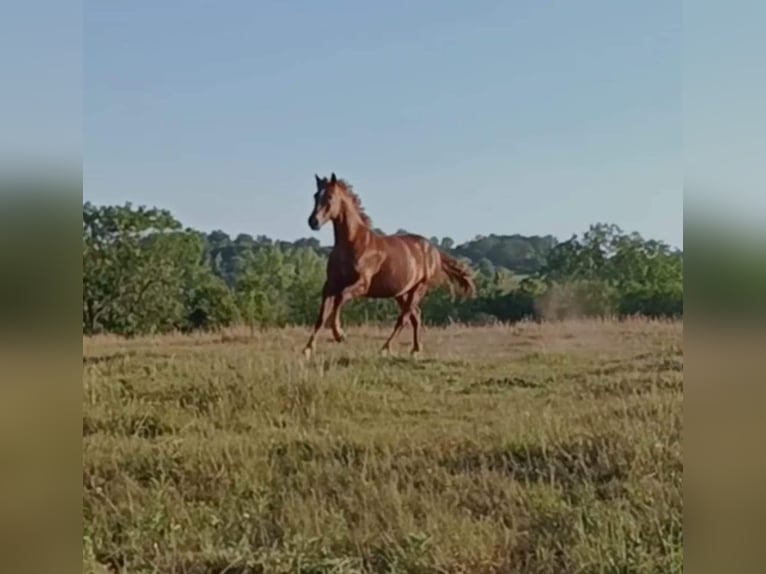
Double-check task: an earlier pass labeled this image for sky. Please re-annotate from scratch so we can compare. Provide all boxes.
[84,0,682,247]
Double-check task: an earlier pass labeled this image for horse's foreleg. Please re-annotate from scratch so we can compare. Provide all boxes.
[338,275,370,304]
[329,295,346,342]
[303,293,334,357]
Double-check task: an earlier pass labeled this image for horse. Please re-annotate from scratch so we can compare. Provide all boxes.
[303,172,476,357]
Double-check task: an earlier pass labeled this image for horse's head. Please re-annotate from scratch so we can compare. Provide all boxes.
[308,172,342,230]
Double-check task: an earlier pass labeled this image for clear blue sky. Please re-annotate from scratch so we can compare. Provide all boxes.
[84,0,681,247]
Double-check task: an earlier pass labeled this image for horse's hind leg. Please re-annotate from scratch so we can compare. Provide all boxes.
[381,293,413,354]
[409,306,422,354]
[409,284,429,354]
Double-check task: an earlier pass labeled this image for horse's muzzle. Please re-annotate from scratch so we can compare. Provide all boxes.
[308,215,320,231]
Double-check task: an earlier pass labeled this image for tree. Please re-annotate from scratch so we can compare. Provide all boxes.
[541,223,682,317]
[83,202,207,335]
[234,233,256,248]
[454,233,557,274]
[285,247,328,325]
[208,230,231,249]
[182,267,240,331]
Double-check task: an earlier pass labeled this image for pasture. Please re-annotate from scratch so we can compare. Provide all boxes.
[83,319,682,574]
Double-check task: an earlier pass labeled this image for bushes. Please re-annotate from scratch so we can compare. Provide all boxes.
[535,280,618,321]
[618,286,683,319]
[182,271,240,331]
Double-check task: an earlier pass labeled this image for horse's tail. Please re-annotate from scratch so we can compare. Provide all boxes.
[438,251,476,299]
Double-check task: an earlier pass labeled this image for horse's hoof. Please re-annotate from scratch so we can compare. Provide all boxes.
[333,334,346,343]
[411,348,422,357]
[302,347,313,359]
[380,347,390,357]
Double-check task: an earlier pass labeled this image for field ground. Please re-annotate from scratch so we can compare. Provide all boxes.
[83,319,682,574]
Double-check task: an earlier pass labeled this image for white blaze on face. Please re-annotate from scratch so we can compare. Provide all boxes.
[315,188,327,206]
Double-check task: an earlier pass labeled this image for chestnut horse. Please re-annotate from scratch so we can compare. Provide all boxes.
[303,173,475,357]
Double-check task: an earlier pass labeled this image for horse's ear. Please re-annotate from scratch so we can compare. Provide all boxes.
[330,172,337,184]
[315,173,321,184]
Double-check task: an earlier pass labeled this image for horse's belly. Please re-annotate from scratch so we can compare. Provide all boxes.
[366,277,403,298]
[367,264,419,298]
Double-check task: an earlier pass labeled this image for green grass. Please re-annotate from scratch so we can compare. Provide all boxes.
[83,319,682,574]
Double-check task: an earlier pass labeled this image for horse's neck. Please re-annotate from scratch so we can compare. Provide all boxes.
[332,205,368,247]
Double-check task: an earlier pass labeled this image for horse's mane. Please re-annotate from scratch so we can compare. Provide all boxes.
[336,178,372,227]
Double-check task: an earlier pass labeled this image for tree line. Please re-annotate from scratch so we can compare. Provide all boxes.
[83,202,683,336]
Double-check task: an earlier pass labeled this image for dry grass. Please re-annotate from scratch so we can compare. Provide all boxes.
[83,319,682,574]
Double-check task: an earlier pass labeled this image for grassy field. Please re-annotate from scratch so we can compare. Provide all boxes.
[83,319,682,574]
